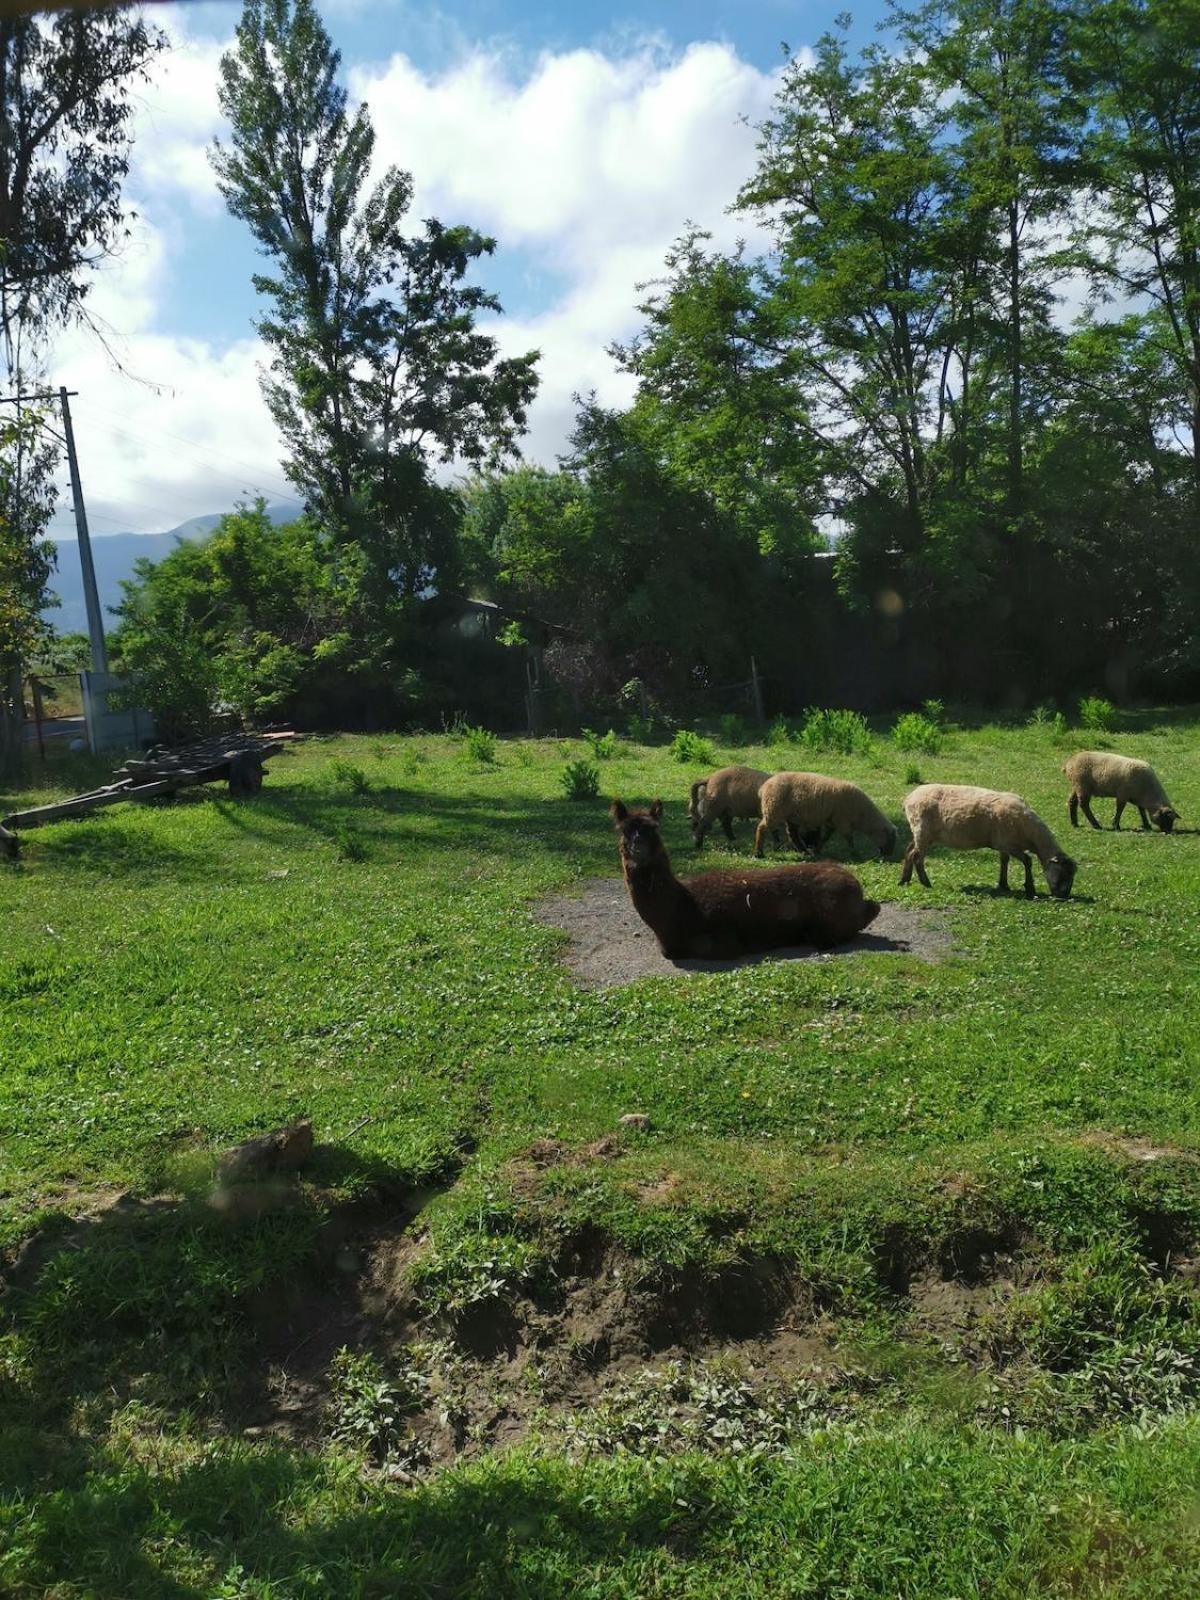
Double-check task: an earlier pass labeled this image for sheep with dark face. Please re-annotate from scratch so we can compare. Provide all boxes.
[612,799,880,959]
[1063,751,1179,833]
[754,772,897,860]
[688,765,772,849]
[900,783,1077,899]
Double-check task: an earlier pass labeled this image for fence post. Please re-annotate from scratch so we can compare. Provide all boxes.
[749,656,765,724]
[29,677,46,762]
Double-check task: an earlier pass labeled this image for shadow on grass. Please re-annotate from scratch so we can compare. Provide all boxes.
[1,1432,711,1600]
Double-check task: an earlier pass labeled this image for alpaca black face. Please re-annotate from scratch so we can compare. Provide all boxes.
[610,799,665,865]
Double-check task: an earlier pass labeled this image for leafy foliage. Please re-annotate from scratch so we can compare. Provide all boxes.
[892,713,945,755]
[798,708,873,756]
[559,757,600,800]
[670,729,715,765]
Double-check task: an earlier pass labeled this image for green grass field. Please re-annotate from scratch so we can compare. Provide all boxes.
[3,714,1200,1597]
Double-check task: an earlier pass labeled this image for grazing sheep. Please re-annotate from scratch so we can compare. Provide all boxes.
[1063,751,1179,833]
[689,765,772,849]
[900,783,1077,899]
[611,799,880,959]
[754,772,897,860]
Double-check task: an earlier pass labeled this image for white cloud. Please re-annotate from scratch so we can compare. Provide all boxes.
[354,39,783,467]
[41,24,788,538]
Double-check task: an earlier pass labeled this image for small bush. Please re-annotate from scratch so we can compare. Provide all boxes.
[625,713,655,744]
[1052,711,1069,740]
[1079,695,1117,733]
[921,698,945,726]
[582,727,618,759]
[329,758,370,793]
[765,715,793,748]
[332,823,368,862]
[892,713,944,755]
[560,759,601,800]
[799,707,873,756]
[904,764,923,786]
[670,729,715,765]
[718,712,748,745]
[328,1347,429,1467]
[462,724,498,765]
[1026,704,1052,729]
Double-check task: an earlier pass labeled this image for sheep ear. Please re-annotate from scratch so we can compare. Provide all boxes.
[610,799,629,822]
[649,799,664,821]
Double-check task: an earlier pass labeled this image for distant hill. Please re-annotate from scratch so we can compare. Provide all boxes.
[41,504,297,635]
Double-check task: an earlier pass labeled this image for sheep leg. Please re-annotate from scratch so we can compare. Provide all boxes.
[786,822,807,854]
[1137,806,1152,831]
[1080,797,1103,829]
[1112,799,1126,830]
[1019,853,1036,898]
[1068,794,1080,828]
[720,811,735,842]
[900,846,930,888]
[899,848,915,885]
[753,820,768,859]
[692,816,709,850]
[997,854,1011,893]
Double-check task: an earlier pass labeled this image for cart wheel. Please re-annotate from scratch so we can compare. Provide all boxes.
[228,753,265,797]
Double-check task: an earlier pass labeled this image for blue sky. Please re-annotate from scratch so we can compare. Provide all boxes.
[47,0,890,539]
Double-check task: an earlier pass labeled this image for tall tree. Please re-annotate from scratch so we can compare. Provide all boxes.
[894,0,1080,522]
[613,229,824,579]
[0,4,165,366]
[210,0,539,601]
[1070,0,1200,486]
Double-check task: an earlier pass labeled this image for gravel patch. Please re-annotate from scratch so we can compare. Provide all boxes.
[533,875,954,989]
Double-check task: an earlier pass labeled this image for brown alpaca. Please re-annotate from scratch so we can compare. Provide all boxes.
[610,799,881,960]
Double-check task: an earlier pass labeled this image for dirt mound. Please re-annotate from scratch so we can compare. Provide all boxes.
[533,876,953,988]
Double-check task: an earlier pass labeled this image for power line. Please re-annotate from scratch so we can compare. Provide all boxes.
[70,401,305,509]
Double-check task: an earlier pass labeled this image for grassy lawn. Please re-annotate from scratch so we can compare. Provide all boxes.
[2,713,1200,1596]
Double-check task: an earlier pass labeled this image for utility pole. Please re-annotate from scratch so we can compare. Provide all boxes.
[0,384,108,673]
[59,387,108,674]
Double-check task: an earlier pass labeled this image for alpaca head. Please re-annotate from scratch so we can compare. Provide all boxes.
[610,798,666,867]
[1153,805,1179,833]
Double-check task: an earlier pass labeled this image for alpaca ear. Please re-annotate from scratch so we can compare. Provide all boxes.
[649,799,664,820]
[610,799,629,822]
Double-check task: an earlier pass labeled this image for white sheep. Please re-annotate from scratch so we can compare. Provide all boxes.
[754,772,897,860]
[900,783,1077,899]
[1062,751,1179,833]
[689,765,772,849]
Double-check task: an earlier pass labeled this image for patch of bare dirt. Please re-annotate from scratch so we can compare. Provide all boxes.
[532,876,954,988]
[1078,1131,1199,1164]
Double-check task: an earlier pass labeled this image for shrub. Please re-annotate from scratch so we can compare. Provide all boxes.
[670,729,715,765]
[892,713,944,755]
[329,757,370,793]
[904,764,923,786]
[921,698,945,726]
[462,724,497,765]
[765,715,793,748]
[560,759,601,800]
[1052,712,1069,740]
[799,707,873,755]
[718,712,748,745]
[1027,704,1052,729]
[331,822,368,862]
[1079,695,1117,733]
[582,727,618,759]
[625,713,655,744]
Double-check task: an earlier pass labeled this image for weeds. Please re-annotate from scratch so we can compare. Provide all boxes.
[670,729,715,765]
[560,759,601,800]
[799,707,873,756]
[1079,696,1117,733]
[582,728,618,759]
[462,725,498,765]
[329,758,370,793]
[892,713,944,755]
